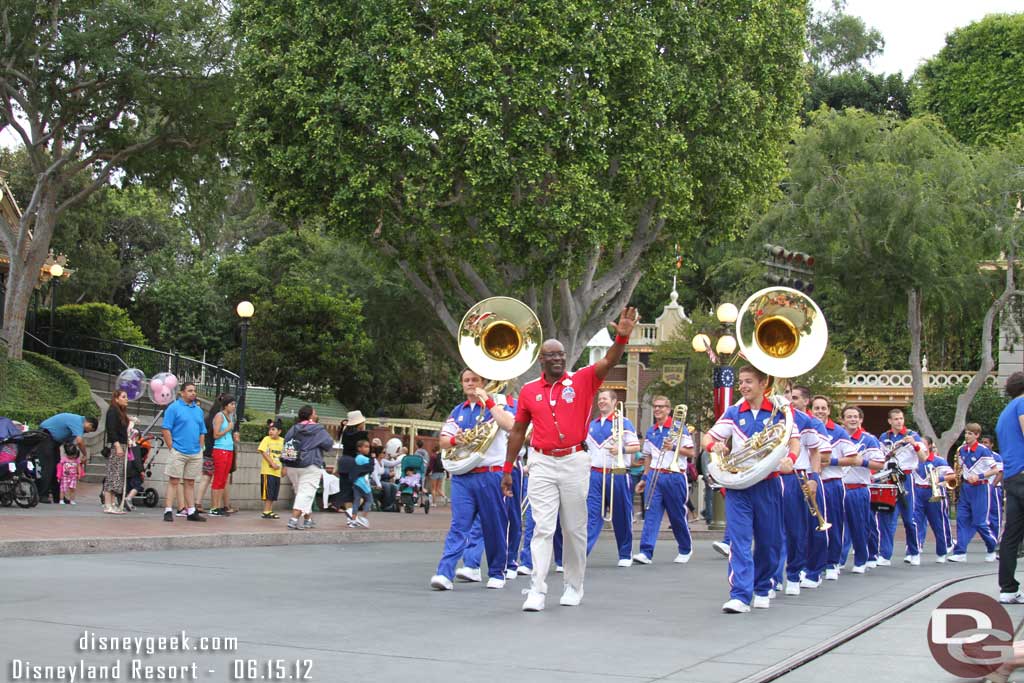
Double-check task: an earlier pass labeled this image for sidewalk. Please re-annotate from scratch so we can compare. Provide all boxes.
[0,480,717,556]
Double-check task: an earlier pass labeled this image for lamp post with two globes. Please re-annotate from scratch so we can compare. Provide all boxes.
[47,263,65,353]
[236,301,254,428]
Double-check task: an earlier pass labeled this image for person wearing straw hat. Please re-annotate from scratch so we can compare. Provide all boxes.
[333,410,369,518]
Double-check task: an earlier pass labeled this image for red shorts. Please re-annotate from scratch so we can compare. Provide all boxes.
[212,448,234,490]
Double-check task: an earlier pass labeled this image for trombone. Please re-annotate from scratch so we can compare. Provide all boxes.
[601,402,626,522]
[645,404,688,511]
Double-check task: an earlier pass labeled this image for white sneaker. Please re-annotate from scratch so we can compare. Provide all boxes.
[986,552,998,563]
[876,557,892,566]
[785,580,801,596]
[356,516,369,528]
[800,577,821,589]
[430,575,453,591]
[632,552,652,565]
[935,555,947,563]
[1000,592,1024,604]
[522,591,546,612]
[455,567,482,582]
[712,541,731,558]
[505,569,518,580]
[59,500,65,505]
[722,599,751,614]
[851,565,866,574]
[674,552,692,564]
[555,565,564,573]
[825,568,839,581]
[768,589,777,599]
[486,577,505,589]
[752,595,770,609]
[517,565,532,576]
[617,558,633,567]
[948,554,967,563]
[909,555,921,566]
[866,560,877,569]
[559,586,584,606]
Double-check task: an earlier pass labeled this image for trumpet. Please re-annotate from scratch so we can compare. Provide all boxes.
[646,404,688,511]
[601,401,627,523]
[797,470,831,532]
[927,463,944,503]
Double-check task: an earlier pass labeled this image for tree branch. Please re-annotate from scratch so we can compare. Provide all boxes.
[458,260,493,300]
[56,135,163,214]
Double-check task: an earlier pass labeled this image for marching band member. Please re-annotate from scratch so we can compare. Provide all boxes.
[633,395,695,566]
[704,366,798,614]
[810,395,857,581]
[503,308,639,612]
[586,389,642,565]
[948,423,1000,563]
[982,436,1004,542]
[877,408,926,566]
[912,436,953,562]
[430,369,515,591]
[840,406,882,574]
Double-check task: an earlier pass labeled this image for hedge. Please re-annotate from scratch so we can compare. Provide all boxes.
[0,351,97,426]
[56,302,147,347]
[239,412,296,443]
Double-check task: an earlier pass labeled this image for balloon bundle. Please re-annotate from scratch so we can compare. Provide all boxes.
[115,369,180,406]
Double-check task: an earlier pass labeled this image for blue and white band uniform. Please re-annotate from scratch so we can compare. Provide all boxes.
[951,442,999,556]
[876,429,923,561]
[841,429,882,569]
[637,418,695,562]
[585,414,640,561]
[778,410,828,587]
[707,398,796,606]
[912,456,953,558]
[819,420,855,573]
[433,396,514,584]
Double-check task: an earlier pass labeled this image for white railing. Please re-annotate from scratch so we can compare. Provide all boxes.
[840,371,997,389]
[630,324,659,344]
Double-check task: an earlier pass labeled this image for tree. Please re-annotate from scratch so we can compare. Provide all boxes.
[756,109,1024,456]
[233,0,808,367]
[913,14,1024,145]
[907,384,1007,455]
[805,0,884,76]
[805,71,911,119]
[0,0,234,359]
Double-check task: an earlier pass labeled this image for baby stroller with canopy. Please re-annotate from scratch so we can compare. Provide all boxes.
[99,433,163,509]
[0,417,46,508]
[399,449,429,514]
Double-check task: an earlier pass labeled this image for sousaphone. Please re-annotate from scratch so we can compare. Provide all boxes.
[441,297,542,475]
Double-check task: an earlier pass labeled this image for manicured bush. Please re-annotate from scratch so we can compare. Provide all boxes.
[239,412,297,443]
[0,351,97,426]
[56,302,147,346]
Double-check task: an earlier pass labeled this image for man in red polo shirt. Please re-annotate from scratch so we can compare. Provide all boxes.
[503,307,639,612]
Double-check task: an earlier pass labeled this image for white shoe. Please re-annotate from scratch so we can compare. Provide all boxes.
[455,567,482,582]
[935,555,947,563]
[522,591,546,612]
[800,577,821,589]
[617,558,633,567]
[517,565,532,576]
[59,500,65,505]
[555,565,564,573]
[486,577,505,589]
[876,557,892,566]
[785,580,801,596]
[632,552,652,565]
[948,554,967,563]
[722,599,751,614]
[909,555,921,566]
[851,565,866,574]
[768,589,777,599]
[825,569,839,581]
[559,586,584,606]
[505,569,518,580]
[866,560,877,569]
[712,541,731,558]
[674,552,692,564]
[986,552,998,563]
[1000,592,1024,604]
[430,575,453,591]
[752,595,770,609]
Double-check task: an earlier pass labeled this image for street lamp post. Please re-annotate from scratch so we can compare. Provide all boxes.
[47,263,64,354]
[691,301,738,531]
[236,301,254,428]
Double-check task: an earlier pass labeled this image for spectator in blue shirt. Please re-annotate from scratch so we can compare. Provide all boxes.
[996,371,1024,604]
[160,382,207,523]
[37,413,97,504]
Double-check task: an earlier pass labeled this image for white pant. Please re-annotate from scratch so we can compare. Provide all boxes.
[287,465,322,514]
[527,450,591,595]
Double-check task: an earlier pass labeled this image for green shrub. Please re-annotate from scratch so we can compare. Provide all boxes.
[56,302,147,346]
[0,351,97,426]
[240,414,297,443]
[906,383,1007,443]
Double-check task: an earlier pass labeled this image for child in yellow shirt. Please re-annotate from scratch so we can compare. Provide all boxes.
[258,420,285,519]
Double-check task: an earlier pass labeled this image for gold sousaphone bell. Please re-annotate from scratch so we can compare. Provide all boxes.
[441,297,542,476]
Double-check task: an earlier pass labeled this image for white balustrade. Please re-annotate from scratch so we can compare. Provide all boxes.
[840,370,996,389]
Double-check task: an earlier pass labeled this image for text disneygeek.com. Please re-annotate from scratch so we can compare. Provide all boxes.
[8,630,314,681]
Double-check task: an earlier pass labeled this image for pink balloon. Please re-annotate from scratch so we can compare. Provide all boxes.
[149,372,179,406]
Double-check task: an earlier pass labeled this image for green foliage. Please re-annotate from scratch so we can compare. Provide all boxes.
[240,414,297,443]
[55,303,146,346]
[906,384,1007,446]
[806,0,884,76]
[914,14,1024,144]
[0,351,96,425]
[646,313,716,430]
[804,71,911,119]
[790,347,847,401]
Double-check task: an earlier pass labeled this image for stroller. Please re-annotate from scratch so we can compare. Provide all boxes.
[98,433,162,509]
[0,418,46,508]
[398,451,429,514]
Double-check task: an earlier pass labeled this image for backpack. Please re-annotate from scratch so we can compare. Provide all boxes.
[281,436,308,467]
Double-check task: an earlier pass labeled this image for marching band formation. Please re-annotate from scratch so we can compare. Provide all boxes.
[427,291,1007,614]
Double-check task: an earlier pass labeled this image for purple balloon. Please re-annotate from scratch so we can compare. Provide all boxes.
[115,368,147,401]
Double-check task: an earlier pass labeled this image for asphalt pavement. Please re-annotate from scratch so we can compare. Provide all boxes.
[0,539,1010,683]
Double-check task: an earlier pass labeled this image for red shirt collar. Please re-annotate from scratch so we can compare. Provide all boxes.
[825,418,836,429]
[964,441,978,453]
[927,454,936,462]
[599,411,618,423]
[540,372,569,387]
[739,398,774,413]
[654,416,673,430]
[890,427,908,436]
[850,428,864,440]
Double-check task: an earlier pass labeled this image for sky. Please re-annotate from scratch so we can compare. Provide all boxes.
[2,2,1021,150]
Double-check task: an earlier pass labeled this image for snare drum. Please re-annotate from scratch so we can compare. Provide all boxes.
[870,484,898,512]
